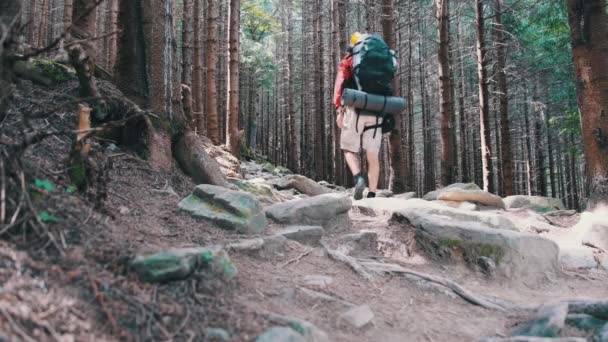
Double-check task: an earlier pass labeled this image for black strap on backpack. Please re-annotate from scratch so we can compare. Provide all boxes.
[362,95,388,139]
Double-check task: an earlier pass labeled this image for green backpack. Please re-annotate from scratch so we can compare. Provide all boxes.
[352,35,396,96]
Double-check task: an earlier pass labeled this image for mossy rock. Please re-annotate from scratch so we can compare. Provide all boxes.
[179,184,268,234]
[31,59,76,83]
[131,246,237,283]
[262,162,275,173]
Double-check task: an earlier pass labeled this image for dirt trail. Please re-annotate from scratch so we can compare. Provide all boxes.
[1,94,607,341]
[231,208,608,341]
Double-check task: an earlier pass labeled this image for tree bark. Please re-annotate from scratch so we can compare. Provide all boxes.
[70,0,100,102]
[106,0,119,71]
[287,0,298,173]
[225,0,240,154]
[192,0,203,132]
[492,0,513,196]
[205,0,220,143]
[382,0,408,193]
[436,0,456,187]
[567,0,608,209]
[475,0,494,193]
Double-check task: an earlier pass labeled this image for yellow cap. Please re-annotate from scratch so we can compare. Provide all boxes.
[350,32,362,46]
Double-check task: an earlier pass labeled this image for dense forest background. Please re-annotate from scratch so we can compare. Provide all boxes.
[7,0,608,211]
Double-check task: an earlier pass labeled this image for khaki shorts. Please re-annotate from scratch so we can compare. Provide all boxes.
[340,107,383,153]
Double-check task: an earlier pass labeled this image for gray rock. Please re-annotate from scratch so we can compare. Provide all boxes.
[597,322,608,342]
[303,275,334,289]
[256,327,306,342]
[504,196,566,213]
[437,189,506,209]
[336,231,379,257]
[392,206,560,282]
[270,175,334,196]
[565,314,606,333]
[339,305,374,328]
[478,256,497,275]
[206,328,230,341]
[394,192,417,200]
[227,177,279,203]
[265,194,352,229]
[262,162,276,173]
[376,189,394,198]
[512,303,568,337]
[179,184,268,234]
[268,314,329,342]
[131,246,237,283]
[274,166,294,176]
[357,198,517,230]
[423,183,482,200]
[481,337,587,342]
[278,226,324,246]
[226,235,288,258]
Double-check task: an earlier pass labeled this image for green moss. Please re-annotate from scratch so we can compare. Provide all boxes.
[439,238,462,249]
[463,243,505,265]
[31,59,75,83]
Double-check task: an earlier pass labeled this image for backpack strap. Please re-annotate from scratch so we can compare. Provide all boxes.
[362,96,388,139]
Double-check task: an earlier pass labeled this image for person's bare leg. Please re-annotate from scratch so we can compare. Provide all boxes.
[366,150,380,193]
[343,151,361,176]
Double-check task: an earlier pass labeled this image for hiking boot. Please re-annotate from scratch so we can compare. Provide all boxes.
[353,174,366,200]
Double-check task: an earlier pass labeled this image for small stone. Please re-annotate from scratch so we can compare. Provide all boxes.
[303,275,333,289]
[255,327,306,342]
[118,206,130,215]
[206,327,230,341]
[339,305,374,328]
[478,256,496,275]
[277,226,324,246]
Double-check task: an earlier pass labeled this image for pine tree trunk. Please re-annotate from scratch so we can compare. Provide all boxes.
[38,0,48,48]
[523,93,533,195]
[63,0,73,30]
[287,0,298,173]
[181,0,194,123]
[569,133,581,211]
[546,111,557,197]
[567,0,608,209]
[406,0,415,190]
[475,0,494,193]
[382,0,408,193]
[70,0,100,101]
[225,0,240,154]
[436,0,456,187]
[192,0,203,132]
[105,0,119,71]
[205,0,220,144]
[29,0,38,46]
[492,0,513,196]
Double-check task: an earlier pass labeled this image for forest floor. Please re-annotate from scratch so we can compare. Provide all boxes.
[2,80,608,342]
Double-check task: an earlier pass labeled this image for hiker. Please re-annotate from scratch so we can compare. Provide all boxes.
[333,32,400,200]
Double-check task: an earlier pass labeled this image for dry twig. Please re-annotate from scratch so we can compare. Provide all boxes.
[280,248,313,268]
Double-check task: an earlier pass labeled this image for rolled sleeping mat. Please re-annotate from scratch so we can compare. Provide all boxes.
[341,88,405,115]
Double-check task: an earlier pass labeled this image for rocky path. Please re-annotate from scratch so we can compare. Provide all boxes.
[2,148,608,341]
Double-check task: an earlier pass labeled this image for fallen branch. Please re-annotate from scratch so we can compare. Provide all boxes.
[88,276,121,336]
[280,248,313,268]
[0,307,37,342]
[583,241,607,253]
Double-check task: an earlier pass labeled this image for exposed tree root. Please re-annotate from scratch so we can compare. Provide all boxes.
[322,241,525,312]
[321,241,374,281]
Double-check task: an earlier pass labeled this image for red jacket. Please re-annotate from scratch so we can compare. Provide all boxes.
[333,53,353,109]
